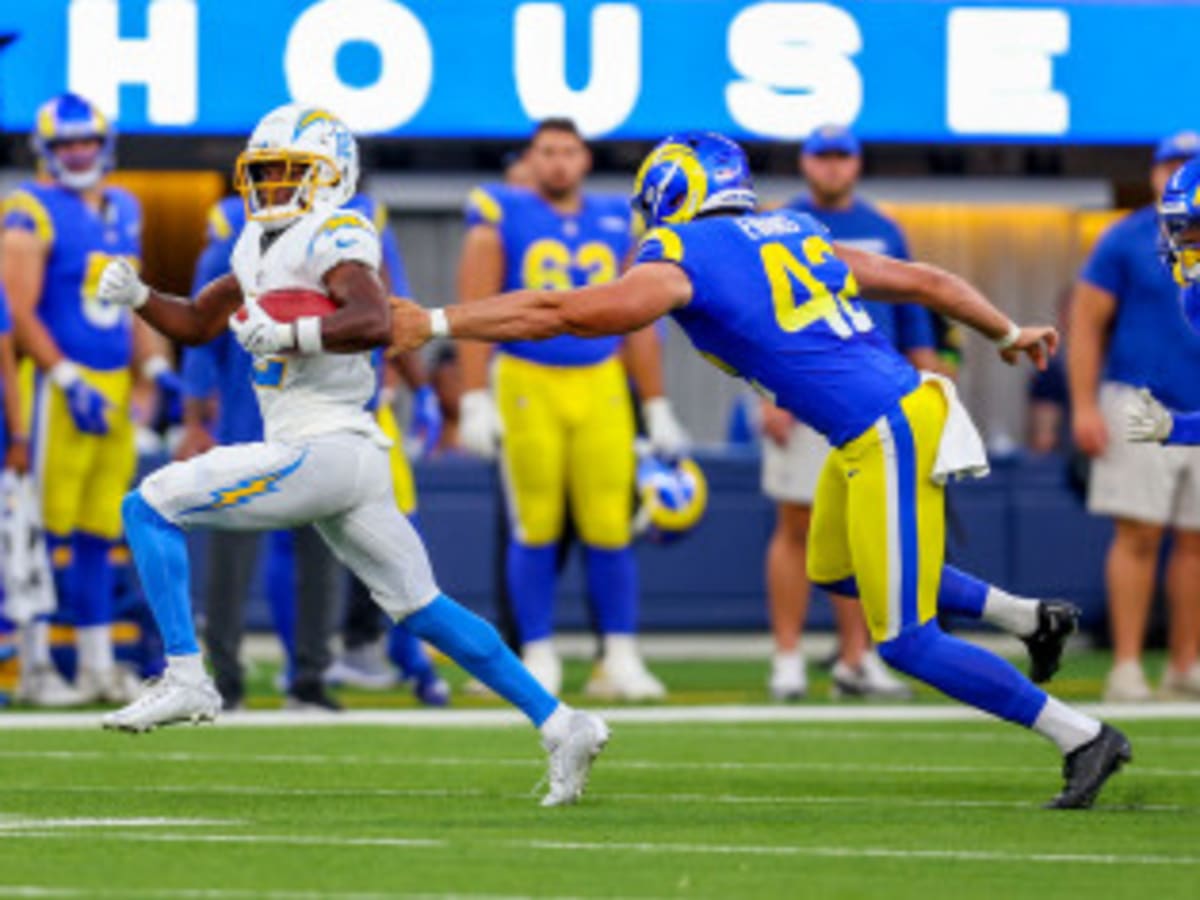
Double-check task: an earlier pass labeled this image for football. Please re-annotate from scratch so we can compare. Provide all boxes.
[235,288,338,324]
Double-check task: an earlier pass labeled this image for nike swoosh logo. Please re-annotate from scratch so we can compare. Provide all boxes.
[335,237,357,248]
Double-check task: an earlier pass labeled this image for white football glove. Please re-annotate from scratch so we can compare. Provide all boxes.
[643,396,690,457]
[1125,388,1173,443]
[96,258,149,309]
[459,389,502,459]
[229,299,296,356]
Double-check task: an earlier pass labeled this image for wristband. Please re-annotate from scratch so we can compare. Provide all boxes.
[49,360,81,389]
[429,308,450,339]
[141,354,171,381]
[295,317,324,354]
[994,321,1021,350]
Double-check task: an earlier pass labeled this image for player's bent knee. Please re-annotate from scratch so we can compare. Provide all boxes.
[876,626,932,675]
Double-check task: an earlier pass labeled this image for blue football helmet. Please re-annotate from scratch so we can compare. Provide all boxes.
[1160,157,1200,285]
[633,444,708,544]
[30,93,114,191]
[631,131,756,230]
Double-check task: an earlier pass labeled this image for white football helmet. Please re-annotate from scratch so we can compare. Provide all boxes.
[234,104,358,230]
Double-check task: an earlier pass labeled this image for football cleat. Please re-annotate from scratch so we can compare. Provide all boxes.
[1022,600,1080,684]
[15,664,85,708]
[412,672,451,707]
[541,710,610,807]
[1158,663,1200,700]
[768,653,807,702]
[584,656,667,702]
[1102,660,1153,703]
[830,652,913,700]
[1045,724,1132,810]
[101,671,221,733]
[285,679,344,713]
[75,665,143,705]
[324,643,398,691]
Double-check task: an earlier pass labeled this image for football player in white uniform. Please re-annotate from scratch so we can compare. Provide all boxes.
[95,104,607,806]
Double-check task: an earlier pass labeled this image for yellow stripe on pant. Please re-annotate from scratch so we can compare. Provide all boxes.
[493,353,635,548]
[22,360,136,540]
[375,402,417,516]
[806,382,948,643]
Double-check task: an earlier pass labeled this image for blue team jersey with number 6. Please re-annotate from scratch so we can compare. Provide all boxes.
[1,181,141,371]
[465,184,633,367]
[635,210,920,447]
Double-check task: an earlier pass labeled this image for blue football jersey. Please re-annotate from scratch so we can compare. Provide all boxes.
[786,196,933,353]
[465,184,633,366]
[636,210,920,447]
[2,181,141,371]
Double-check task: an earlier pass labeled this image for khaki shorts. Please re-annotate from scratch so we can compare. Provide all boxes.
[761,422,831,505]
[1088,382,1200,529]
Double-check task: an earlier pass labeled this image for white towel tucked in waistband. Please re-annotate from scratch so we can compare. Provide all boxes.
[920,372,989,484]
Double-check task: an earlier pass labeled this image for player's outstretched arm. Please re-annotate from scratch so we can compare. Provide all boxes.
[392,263,692,351]
[98,259,243,346]
[834,243,1057,371]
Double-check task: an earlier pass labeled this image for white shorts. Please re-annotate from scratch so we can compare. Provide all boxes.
[1088,382,1200,530]
[139,433,439,619]
[761,422,832,505]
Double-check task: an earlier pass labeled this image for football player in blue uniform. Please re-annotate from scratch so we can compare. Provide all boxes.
[456,118,686,699]
[398,132,1130,809]
[0,93,180,706]
[184,192,447,709]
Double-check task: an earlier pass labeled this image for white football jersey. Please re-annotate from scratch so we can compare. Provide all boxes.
[230,205,385,445]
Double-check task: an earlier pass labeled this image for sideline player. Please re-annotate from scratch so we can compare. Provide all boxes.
[396,132,1130,809]
[456,118,686,698]
[95,104,607,807]
[0,92,180,706]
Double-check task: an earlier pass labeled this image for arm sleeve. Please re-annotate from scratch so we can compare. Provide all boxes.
[1080,225,1126,296]
[305,210,382,282]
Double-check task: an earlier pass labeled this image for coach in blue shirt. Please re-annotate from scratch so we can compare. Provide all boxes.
[1070,130,1200,702]
[760,124,935,703]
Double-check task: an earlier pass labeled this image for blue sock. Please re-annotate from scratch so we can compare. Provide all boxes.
[507,542,557,644]
[73,533,115,627]
[877,621,1047,727]
[584,545,638,634]
[121,491,199,657]
[405,594,558,726]
[936,565,989,619]
[46,532,76,624]
[388,625,434,681]
[817,565,991,620]
[265,530,297,678]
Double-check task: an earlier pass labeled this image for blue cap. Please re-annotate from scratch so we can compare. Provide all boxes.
[1154,130,1200,164]
[803,124,860,157]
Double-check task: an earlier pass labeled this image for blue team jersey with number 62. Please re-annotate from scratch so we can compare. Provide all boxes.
[635,210,920,447]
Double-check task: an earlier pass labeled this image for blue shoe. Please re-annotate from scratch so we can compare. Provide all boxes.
[413,672,451,707]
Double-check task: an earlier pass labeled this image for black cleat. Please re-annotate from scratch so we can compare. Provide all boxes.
[1022,600,1080,684]
[1045,724,1132,810]
[285,679,343,713]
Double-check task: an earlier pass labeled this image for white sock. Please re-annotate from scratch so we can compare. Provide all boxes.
[167,654,207,684]
[1033,697,1102,755]
[602,634,638,662]
[982,587,1040,638]
[540,703,572,742]
[19,620,51,676]
[77,625,114,673]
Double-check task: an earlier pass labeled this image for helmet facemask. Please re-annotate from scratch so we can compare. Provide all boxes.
[234,149,341,230]
[1161,209,1200,284]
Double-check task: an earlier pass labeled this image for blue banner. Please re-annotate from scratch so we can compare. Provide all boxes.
[0,1,1191,143]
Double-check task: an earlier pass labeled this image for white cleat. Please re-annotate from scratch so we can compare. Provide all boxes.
[1159,663,1200,700]
[831,650,913,700]
[76,665,144,705]
[15,665,86,708]
[1103,660,1153,703]
[522,640,563,697]
[584,654,667,701]
[768,653,807,702]
[541,710,610,807]
[324,639,398,691]
[101,671,222,733]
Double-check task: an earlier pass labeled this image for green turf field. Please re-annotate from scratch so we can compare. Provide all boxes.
[1,710,1198,899]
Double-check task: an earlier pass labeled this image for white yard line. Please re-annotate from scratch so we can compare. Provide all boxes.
[0,888,578,900]
[2,829,1199,868]
[0,817,238,831]
[4,701,1200,730]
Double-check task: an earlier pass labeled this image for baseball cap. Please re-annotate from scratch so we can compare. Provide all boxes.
[803,124,860,157]
[1154,130,1200,164]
